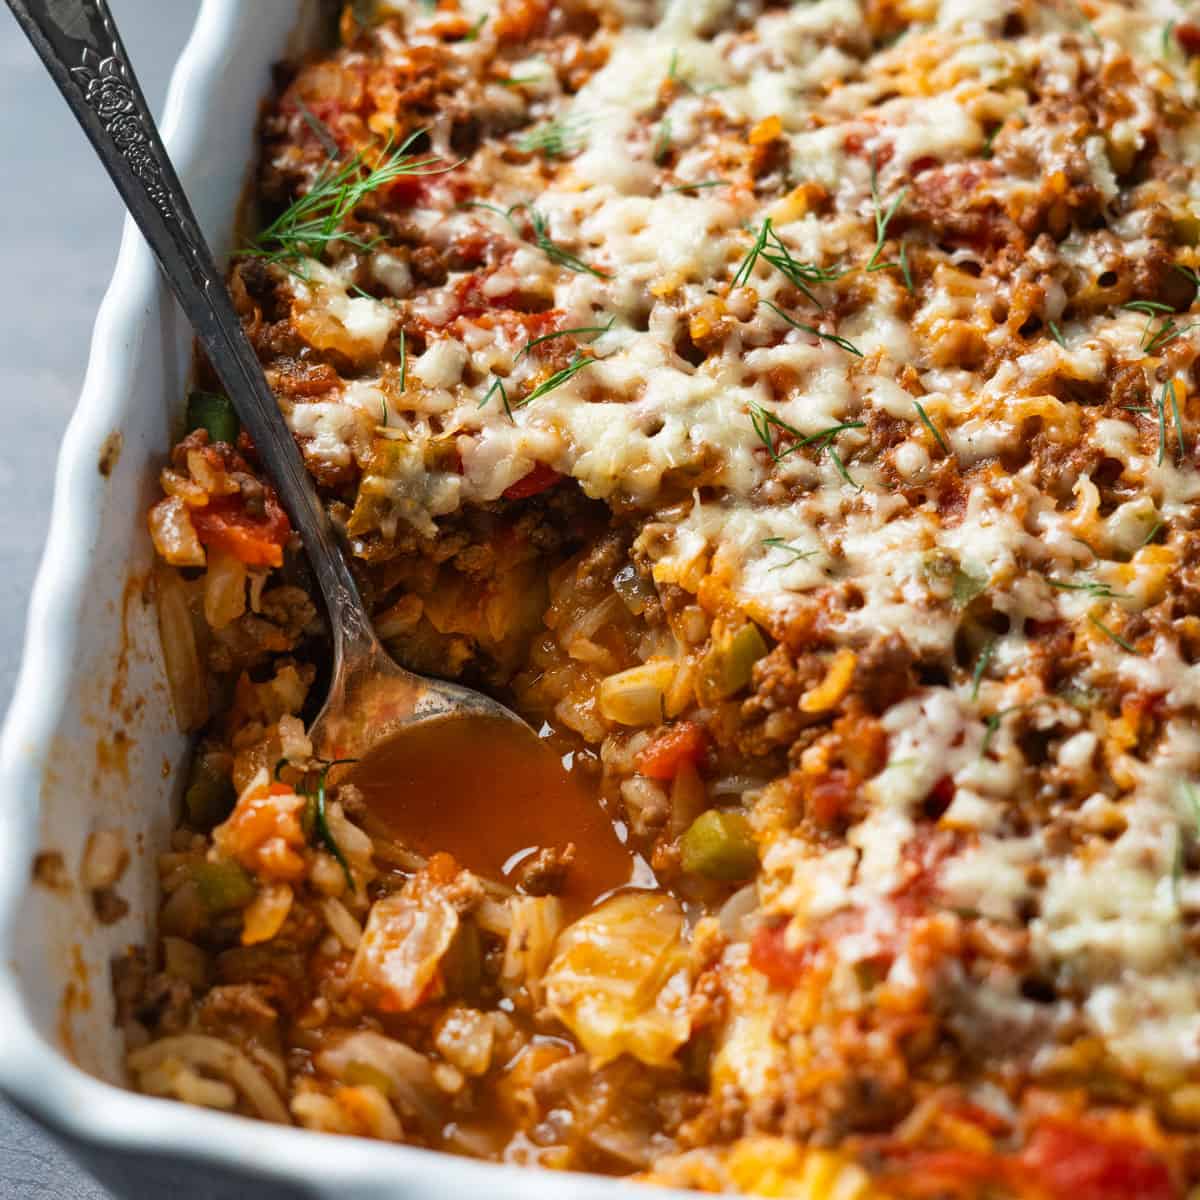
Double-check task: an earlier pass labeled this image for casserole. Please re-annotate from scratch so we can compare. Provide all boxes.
[0,2,626,1196]
[10,1,1200,1196]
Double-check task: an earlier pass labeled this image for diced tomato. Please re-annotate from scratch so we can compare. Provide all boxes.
[926,774,955,815]
[635,721,709,781]
[192,493,291,568]
[808,768,853,827]
[1017,1121,1178,1200]
[882,1150,1008,1197]
[1176,21,1200,55]
[749,921,814,989]
[503,462,563,500]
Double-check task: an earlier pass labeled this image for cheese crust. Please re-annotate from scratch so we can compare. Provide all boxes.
[132,2,1200,1195]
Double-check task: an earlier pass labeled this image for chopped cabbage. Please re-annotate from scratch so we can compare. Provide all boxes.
[545,893,690,1067]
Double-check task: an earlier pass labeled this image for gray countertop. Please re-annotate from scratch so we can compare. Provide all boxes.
[0,3,200,1197]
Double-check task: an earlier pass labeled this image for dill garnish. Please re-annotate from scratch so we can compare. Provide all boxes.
[732,217,845,304]
[761,300,862,357]
[295,97,339,160]
[518,116,587,158]
[762,538,818,569]
[462,200,609,278]
[1164,18,1177,57]
[866,159,909,275]
[898,241,914,293]
[654,118,673,164]
[1047,320,1067,347]
[480,355,597,419]
[732,219,772,288]
[478,375,514,422]
[970,638,996,701]
[1156,377,1170,465]
[528,208,609,277]
[522,354,596,404]
[978,698,1055,757]
[302,759,358,891]
[665,179,730,194]
[463,13,487,40]
[1123,300,1174,316]
[1143,519,1164,546]
[1046,576,1126,600]
[1088,612,1139,654]
[246,130,453,266]
[1174,263,1200,289]
[1144,313,1197,354]
[914,400,949,454]
[517,317,614,360]
[1166,377,1187,462]
[749,402,864,489]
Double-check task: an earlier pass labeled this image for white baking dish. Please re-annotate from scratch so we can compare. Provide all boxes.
[0,3,651,1195]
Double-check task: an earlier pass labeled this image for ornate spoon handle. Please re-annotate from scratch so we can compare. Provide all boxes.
[5,0,380,668]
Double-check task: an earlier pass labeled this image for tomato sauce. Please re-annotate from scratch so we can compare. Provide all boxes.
[346,714,636,911]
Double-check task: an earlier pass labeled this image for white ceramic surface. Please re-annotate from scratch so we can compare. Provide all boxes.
[0,3,655,1195]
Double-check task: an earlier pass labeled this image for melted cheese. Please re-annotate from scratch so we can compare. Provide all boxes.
[275,0,1200,1107]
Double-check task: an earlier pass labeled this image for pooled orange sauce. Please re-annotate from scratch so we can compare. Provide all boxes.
[347,714,636,910]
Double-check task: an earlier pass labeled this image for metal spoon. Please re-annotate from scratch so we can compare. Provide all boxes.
[8,0,555,772]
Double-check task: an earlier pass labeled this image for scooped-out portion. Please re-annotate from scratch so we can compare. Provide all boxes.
[126,1,1200,1195]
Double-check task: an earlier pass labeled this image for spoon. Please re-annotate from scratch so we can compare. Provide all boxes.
[10,0,633,897]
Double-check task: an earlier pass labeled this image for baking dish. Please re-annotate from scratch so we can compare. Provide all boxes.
[0,2,648,1195]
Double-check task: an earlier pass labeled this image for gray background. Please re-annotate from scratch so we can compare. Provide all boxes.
[0,2,200,1196]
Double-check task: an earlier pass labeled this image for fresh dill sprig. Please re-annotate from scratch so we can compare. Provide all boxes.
[898,241,914,293]
[478,375,514,422]
[1144,314,1197,354]
[762,537,818,569]
[1164,18,1178,57]
[978,698,1054,758]
[302,759,358,891]
[761,300,862,357]
[1048,320,1067,348]
[517,317,614,360]
[914,400,949,454]
[866,158,909,275]
[462,200,609,278]
[1174,263,1200,289]
[1143,519,1164,546]
[246,130,453,265]
[1089,612,1139,654]
[1157,377,1170,466]
[521,354,596,405]
[654,117,673,164]
[463,13,487,40]
[528,208,608,277]
[1123,300,1174,317]
[732,219,772,288]
[1183,780,1200,835]
[1166,377,1187,463]
[518,116,587,158]
[731,217,846,305]
[749,402,864,489]
[970,638,996,701]
[1046,575,1126,600]
[295,96,339,160]
[665,179,730,194]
